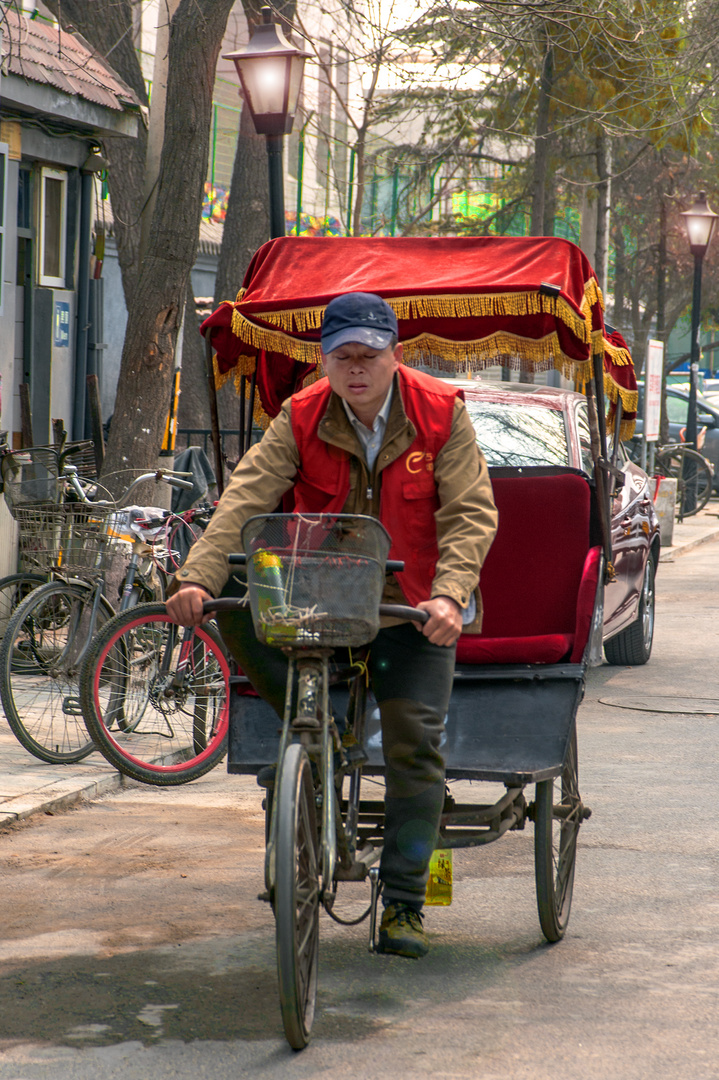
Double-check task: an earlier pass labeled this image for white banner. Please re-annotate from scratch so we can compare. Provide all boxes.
[644,339,664,442]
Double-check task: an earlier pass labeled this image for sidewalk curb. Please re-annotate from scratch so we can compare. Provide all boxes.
[0,769,126,830]
[659,526,719,563]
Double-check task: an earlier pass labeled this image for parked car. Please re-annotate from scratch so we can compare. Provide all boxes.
[455,380,661,665]
[634,383,719,493]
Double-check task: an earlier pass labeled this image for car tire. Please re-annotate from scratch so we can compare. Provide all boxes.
[604,557,655,666]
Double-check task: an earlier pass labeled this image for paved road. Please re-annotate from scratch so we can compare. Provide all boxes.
[0,542,718,1078]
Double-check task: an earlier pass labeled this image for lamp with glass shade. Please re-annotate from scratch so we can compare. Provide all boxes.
[223,8,310,238]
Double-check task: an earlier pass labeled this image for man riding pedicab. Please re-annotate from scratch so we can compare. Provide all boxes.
[166,291,498,958]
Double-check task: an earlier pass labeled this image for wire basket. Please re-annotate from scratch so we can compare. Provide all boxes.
[242,513,391,648]
[14,503,131,580]
[1,448,61,515]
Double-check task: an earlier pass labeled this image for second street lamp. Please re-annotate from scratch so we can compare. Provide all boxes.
[681,191,718,514]
[224,8,310,240]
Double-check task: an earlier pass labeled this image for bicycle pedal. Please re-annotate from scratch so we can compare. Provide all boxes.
[343,743,369,768]
[257,890,273,903]
[62,696,83,716]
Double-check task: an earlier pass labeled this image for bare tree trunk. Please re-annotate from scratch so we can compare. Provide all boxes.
[101,0,234,494]
[542,139,557,236]
[178,280,211,433]
[594,130,612,293]
[43,0,149,308]
[530,31,553,238]
[140,0,182,261]
[612,222,626,327]
[526,28,554,384]
[213,102,270,307]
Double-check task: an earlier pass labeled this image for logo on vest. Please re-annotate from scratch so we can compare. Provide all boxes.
[406,450,434,473]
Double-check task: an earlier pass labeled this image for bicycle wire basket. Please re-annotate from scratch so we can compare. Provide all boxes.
[14,502,131,581]
[1,447,62,514]
[242,513,391,648]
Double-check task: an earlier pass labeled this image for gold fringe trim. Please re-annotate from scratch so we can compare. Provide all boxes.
[302,366,324,387]
[230,311,324,365]
[401,330,594,383]
[603,337,633,366]
[241,375,272,430]
[212,352,256,392]
[584,277,605,312]
[240,287,599,349]
[230,313,599,379]
[603,372,638,413]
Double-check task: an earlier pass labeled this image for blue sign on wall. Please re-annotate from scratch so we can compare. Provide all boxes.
[54,301,70,348]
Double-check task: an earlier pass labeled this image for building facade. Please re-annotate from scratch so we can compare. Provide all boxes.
[0,7,140,574]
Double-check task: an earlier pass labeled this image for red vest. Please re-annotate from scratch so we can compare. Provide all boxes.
[290,366,461,606]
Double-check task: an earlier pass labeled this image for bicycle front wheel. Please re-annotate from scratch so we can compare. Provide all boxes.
[0,580,114,763]
[274,742,320,1050]
[80,603,230,786]
[656,447,713,516]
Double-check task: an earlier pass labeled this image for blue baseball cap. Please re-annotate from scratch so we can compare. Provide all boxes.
[321,292,398,354]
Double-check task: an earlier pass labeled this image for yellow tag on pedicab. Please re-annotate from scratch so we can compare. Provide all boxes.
[425,848,453,906]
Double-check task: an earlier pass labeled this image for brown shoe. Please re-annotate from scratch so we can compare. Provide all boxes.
[377,903,429,958]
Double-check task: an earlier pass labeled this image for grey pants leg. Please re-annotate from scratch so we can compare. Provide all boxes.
[216,595,454,908]
[368,623,455,907]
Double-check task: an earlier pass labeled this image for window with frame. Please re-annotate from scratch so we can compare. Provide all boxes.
[0,143,7,314]
[39,167,67,287]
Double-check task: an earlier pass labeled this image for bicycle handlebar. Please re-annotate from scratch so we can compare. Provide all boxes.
[199,597,429,623]
[62,468,195,506]
[227,553,406,572]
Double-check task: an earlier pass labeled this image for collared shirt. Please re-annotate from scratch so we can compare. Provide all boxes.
[341,385,394,472]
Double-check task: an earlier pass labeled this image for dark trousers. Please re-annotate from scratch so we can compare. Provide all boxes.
[217,599,455,907]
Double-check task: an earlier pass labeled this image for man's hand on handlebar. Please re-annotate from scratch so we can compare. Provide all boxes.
[415,596,463,647]
[165,583,214,626]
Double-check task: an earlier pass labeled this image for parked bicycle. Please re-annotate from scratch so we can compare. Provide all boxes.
[628,435,714,517]
[0,442,97,641]
[0,448,195,764]
[653,441,714,518]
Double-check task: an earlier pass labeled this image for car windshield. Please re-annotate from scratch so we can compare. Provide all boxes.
[465,399,570,467]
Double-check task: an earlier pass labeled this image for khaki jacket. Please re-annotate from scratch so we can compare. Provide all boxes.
[175,376,498,631]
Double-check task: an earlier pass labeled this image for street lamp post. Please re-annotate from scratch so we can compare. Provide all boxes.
[681,192,718,513]
[223,7,310,239]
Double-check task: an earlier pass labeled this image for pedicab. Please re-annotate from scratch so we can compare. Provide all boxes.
[198,235,639,1050]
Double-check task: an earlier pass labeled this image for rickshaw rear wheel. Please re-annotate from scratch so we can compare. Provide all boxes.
[275,742,320,1050]
[534,728,580,942]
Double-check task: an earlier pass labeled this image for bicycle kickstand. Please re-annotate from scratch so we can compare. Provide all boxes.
[368,866,382,953]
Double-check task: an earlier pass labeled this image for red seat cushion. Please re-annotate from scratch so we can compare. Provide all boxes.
[569,545,602,662]
[456,633,573,665]
[458,473,594,665]
[479,474,591,638]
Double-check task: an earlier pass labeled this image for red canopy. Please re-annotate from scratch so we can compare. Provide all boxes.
[201,235,636,434]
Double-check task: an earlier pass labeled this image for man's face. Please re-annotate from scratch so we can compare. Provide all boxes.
[323,340,403,421]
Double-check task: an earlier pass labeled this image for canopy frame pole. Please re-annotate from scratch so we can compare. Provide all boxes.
[238,373,246,466]
[588,348,615,576]
[246,370,257,457]
[204,332,225,497]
